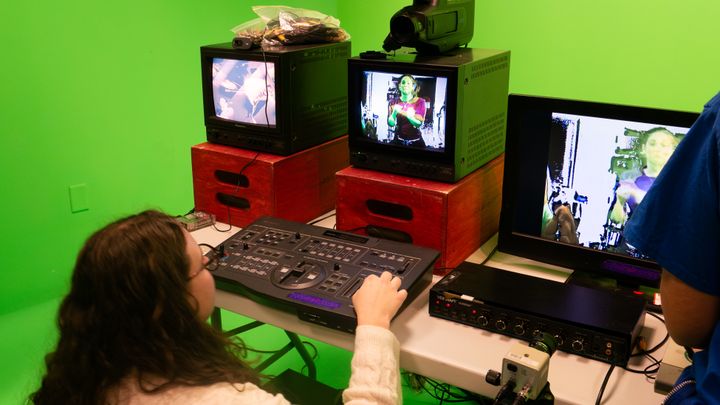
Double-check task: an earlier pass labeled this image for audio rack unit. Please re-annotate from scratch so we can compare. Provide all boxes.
[211,216,439,333]
[430,262,646,365]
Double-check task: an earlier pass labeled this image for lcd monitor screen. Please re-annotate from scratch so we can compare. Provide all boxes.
[500,95,700,287]
[357,71,448,152]
[540,113,690,259]
[211,58,276,127]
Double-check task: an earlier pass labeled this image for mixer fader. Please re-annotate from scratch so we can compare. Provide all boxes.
[212,216,439,332]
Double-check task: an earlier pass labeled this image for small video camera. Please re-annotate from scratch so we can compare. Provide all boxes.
[382,0,475,54]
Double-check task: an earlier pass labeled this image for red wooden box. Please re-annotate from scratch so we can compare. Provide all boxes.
[335,155,504,275]
[192,137,349,228]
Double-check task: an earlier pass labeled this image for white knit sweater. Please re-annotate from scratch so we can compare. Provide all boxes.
[108,325,401,405]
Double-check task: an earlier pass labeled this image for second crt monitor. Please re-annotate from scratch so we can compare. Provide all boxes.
[348,48,510,182]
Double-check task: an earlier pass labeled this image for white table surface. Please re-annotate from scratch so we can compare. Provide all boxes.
[193,214,668,404]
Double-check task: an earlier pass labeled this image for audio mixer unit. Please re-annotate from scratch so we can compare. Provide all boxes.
[211,216,439,333]
[430,262,646,365]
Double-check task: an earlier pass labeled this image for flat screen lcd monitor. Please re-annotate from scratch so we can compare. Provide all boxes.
[358,71,448,153]
[544,112,689,256]
[211,58,276,127]
[499,94,699,288]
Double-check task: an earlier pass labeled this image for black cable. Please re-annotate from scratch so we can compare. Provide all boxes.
[402,373,481,403]
[630,312,668,358]
[624,311,667,379]
[492,379,516,405]
[243,347,289,355]
[299,340,319,376]
[684,346,695,362]
[307,212,336,225]
[479,244,499,266]
[343,226,367,234]
[642,352,661,379]
[594,364,615,405]
[260,40,271,129]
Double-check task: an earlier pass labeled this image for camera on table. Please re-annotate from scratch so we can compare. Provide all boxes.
[486,333,557,404]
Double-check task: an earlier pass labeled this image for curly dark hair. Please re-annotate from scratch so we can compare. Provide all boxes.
[30,210,259,404]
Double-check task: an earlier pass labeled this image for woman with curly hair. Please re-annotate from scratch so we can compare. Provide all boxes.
[31,210,406,404]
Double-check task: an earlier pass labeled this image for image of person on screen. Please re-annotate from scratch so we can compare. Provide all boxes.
[541,178,580,244]
[624,92,720,403]
[387,75,427,148]
[608,127,681,227]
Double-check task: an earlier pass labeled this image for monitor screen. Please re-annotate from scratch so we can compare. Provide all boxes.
[499,94,699,288]
[542,113,688,257]
[357,71,448,152]
[211,58,276,127]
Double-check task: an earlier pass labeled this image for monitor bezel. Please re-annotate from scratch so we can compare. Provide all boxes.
[498,94,700,289]
[348,60,459,165]
[200,47,283,136]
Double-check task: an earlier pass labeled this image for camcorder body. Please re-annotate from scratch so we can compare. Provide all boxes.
[383,0,475,54]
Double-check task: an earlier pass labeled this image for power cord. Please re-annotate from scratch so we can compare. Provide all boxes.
[403,372,491,404]
[307,212,337,226]
[595,311,668,403]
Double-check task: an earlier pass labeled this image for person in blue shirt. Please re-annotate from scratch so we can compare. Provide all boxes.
[625,92,720,403]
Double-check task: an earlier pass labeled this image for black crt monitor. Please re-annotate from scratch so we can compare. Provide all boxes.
[200,41,350,155]
[499,94,699,292]
[348,48,510,182]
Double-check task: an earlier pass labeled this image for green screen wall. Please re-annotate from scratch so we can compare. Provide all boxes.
[1,0,718,402]
[339,0,719,111]
[0,0,720,314]
[4,0,716,319]
[0,0,337,316]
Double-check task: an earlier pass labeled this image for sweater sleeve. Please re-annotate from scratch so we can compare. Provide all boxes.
[342,325,402,405]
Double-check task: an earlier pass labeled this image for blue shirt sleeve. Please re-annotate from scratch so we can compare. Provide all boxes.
[624,92,720,296]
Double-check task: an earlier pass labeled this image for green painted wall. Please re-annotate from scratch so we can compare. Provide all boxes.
[4,0,716,316]
[7,0,714,320]
[0,0,337,316]
[338,0,719,111]
[1,1,718,402]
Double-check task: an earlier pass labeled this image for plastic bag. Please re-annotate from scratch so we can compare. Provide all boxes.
[231,5,350,49]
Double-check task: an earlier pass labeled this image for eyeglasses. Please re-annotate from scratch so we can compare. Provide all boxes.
[188,243,223,280]
[199,243,221,272]
[188,244,222,280]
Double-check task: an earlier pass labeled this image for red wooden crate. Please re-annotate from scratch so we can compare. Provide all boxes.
[192,137,349,227]
[335,155,504,275]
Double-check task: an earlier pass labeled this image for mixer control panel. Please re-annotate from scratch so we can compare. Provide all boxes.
[212,216,439,333]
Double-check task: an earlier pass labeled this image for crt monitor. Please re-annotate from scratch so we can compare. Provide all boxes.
[499,94,699,292]
[200,41,350,155]
[348,48,510,182]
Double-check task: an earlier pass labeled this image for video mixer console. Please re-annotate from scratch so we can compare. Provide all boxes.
[211,216,440,333]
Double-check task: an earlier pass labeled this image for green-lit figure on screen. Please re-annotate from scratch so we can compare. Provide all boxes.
[608,127,682,227]
[388,75,427,148]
